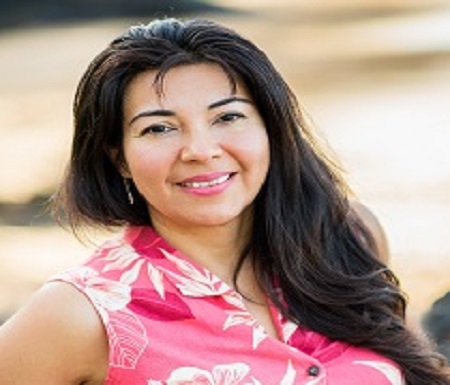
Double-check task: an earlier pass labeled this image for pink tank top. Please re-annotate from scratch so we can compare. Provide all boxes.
[50,226,404,385]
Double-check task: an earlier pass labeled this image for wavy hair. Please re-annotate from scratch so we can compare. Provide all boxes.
[55,18,449,384]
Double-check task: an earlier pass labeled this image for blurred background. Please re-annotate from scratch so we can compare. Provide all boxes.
[0,0,449,328]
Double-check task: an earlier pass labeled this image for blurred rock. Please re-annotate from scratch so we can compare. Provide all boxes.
[0,195,53,226]
[422,291,450,361]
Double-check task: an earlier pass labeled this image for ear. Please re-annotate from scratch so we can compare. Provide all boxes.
[107,148,131,178]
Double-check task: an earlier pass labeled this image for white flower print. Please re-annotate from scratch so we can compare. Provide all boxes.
[252,325,267,349]
[223,311,255,330]
[104,242,166,299]
[222,292,270,349]
[305,376,324,385]
[53,266,148,369]
[147,262,165,299]
[281,320,298,343]
[280,360,296,385]
[245,378,262,385]
[159,249,230,297]
[54,266,131,314]
[222,292,246,310]
[165,363,250,385]
[103,242,142,273]
[120,258,145,285]
[107,306,148,369]
[213,363,250,385]
[354,361,404,385]
[84,274,131,314]
[223,310,267,349]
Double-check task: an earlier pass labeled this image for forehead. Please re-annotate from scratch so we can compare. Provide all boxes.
[124,63,247,106]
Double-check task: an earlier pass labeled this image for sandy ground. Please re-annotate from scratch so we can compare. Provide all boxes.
[0,1,450,320]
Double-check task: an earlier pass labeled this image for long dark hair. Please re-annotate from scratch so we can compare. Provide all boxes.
[55,18,450,384]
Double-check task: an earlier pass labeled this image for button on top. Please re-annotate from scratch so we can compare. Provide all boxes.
[307,365,320,377]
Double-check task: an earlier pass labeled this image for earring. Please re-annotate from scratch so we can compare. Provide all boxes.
[123,178,134,205]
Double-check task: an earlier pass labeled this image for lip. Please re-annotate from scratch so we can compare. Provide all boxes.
[176,172,236,196]
[178,172,234,184]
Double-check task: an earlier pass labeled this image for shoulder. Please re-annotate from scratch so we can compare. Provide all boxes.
[0,282,107,384]
[349,200,390,264]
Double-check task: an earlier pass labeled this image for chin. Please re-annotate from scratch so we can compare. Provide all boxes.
[180,211,243,228]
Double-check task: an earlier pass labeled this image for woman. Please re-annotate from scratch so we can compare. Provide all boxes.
[0,18,448,385]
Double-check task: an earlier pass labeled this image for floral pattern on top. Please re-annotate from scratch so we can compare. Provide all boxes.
[52,266,147,369]
[50,226,405,385]
[158,249,231,297]
[354,361,404,385]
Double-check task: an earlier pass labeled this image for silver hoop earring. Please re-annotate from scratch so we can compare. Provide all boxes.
[123,178,134,205]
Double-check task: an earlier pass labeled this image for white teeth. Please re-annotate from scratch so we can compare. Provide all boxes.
[182,174,231,188]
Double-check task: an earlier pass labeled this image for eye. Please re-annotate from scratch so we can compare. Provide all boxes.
[216,112,246,124]
[140,124,175,136]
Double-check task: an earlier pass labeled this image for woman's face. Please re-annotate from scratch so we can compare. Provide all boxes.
[121,63,270,232]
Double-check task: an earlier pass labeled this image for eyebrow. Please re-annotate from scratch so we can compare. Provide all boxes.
[129,109,174,125]
[208,96,252,110]
[128,96,253,125]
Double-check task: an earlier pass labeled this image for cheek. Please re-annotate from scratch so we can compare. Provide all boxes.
[124,143,171,183]
[234,130,270,170]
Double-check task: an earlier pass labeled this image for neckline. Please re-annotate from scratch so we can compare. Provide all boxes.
[122,225,350,362]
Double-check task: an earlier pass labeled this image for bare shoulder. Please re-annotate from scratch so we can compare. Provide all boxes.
[0,282,108,385]
[349,200,390,264]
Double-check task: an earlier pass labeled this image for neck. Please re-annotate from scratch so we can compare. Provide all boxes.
[151,215,252,287]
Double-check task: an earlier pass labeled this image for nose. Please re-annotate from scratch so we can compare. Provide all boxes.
[180,130,224,162]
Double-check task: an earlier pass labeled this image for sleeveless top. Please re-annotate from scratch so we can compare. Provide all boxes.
[49,226,404,385]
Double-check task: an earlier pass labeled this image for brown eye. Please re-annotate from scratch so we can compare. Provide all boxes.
[216,112,245,124]
[141,124,175,136]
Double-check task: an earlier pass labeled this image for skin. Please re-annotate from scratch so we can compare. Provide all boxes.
[0,63,272,384]
[121,63,275,337]
[350,200,390,265]
[0,282,108,384]
[0,63,391,384]
[120,64,270,285]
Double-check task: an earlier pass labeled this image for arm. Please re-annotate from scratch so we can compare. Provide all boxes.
[350,200,390,265]
[350,201,432,336]
[0,282,108,385]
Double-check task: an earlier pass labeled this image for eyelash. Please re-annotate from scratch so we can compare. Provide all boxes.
[138,112,246,136]
[140,124,175,136]
[216,112,245,124]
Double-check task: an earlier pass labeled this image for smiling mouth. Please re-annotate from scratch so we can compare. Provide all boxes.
[179,174,233,188]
